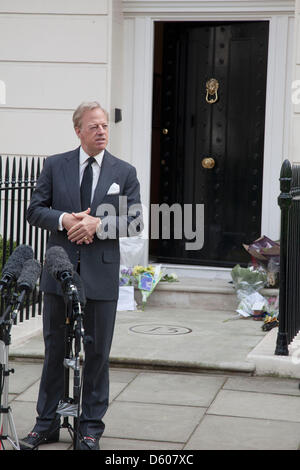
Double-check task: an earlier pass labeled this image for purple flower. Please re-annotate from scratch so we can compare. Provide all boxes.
[119,277,128,286]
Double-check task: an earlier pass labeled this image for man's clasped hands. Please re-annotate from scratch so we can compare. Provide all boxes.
[62,208,101,245]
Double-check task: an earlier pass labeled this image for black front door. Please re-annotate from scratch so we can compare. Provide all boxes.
[150,21,269,268]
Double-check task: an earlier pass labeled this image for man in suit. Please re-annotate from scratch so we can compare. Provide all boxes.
[21,101,143,450]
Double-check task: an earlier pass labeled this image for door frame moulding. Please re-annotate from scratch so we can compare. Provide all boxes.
[122,0,295,265]
[123,0,295,16]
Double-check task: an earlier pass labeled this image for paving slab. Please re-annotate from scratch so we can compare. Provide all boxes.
[223,375,300,396]
[208,389,300,422]
[184,415,300,450]
[8,400,38,438]
[13,380,40,403]
[100,437,183,450]
[104,401,205,443]
[109,307,265,373]
[8,362,43,395]
[115,372,225,407]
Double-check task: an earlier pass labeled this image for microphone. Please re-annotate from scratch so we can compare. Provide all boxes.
[0,244,33,291]
[15,258,41,306]
[45,246,86,320]
[0,258,42,326]
[16,259,42,294]
[45,246,89,356]
[45,246,74,295]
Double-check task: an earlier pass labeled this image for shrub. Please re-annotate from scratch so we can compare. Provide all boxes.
[0,235,17,276]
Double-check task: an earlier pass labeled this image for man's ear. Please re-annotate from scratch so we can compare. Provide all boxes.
[74,127,81,139]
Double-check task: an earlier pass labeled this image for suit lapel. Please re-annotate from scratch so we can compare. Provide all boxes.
[91,150,117,214]
[62,147,81,212]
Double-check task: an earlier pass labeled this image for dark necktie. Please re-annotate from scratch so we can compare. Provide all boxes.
[80,157,94,210]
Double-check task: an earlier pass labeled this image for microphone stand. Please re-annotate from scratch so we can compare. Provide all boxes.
[0,289,27,451]
[55,278,86,450]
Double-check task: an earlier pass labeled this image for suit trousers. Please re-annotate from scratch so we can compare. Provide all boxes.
[34,293,117,438]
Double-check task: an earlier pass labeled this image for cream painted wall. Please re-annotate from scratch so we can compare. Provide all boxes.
[290,0,300,162]
[108,0,125,159]
[0,0,123,157]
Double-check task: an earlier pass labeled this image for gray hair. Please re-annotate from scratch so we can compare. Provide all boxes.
[72,101,109,128]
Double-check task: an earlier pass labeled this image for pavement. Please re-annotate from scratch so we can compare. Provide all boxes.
[4,359,300,452]
[3,281,300,451]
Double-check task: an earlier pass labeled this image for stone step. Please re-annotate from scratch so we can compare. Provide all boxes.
[136,277,278,312]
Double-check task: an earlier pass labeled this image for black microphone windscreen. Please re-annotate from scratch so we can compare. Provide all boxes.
[45,246,74,280]
[2,245,33,280]
[17,259,41,292]
[72,271,86,307]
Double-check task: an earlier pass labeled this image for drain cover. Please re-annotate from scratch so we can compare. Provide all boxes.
[129,324,192,335]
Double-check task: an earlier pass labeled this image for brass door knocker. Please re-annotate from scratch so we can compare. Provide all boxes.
[206,78,219,104]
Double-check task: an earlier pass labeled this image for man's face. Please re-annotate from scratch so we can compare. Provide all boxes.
[75,108,109,156]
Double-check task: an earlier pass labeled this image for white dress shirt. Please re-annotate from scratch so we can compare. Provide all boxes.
[58,146,104,237]
[79,146,104,199]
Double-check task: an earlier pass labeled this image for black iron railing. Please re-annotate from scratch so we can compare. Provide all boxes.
[0,155,48,322]
[275,159,300,355]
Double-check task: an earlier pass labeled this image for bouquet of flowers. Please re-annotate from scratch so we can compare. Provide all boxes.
[119,265,178,310]
[231,264,267,292]
[231,264,268,317]
[161,272,178,283]
[243,235,280,287]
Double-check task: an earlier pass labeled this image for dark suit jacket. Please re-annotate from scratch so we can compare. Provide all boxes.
[27,147,142,301]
